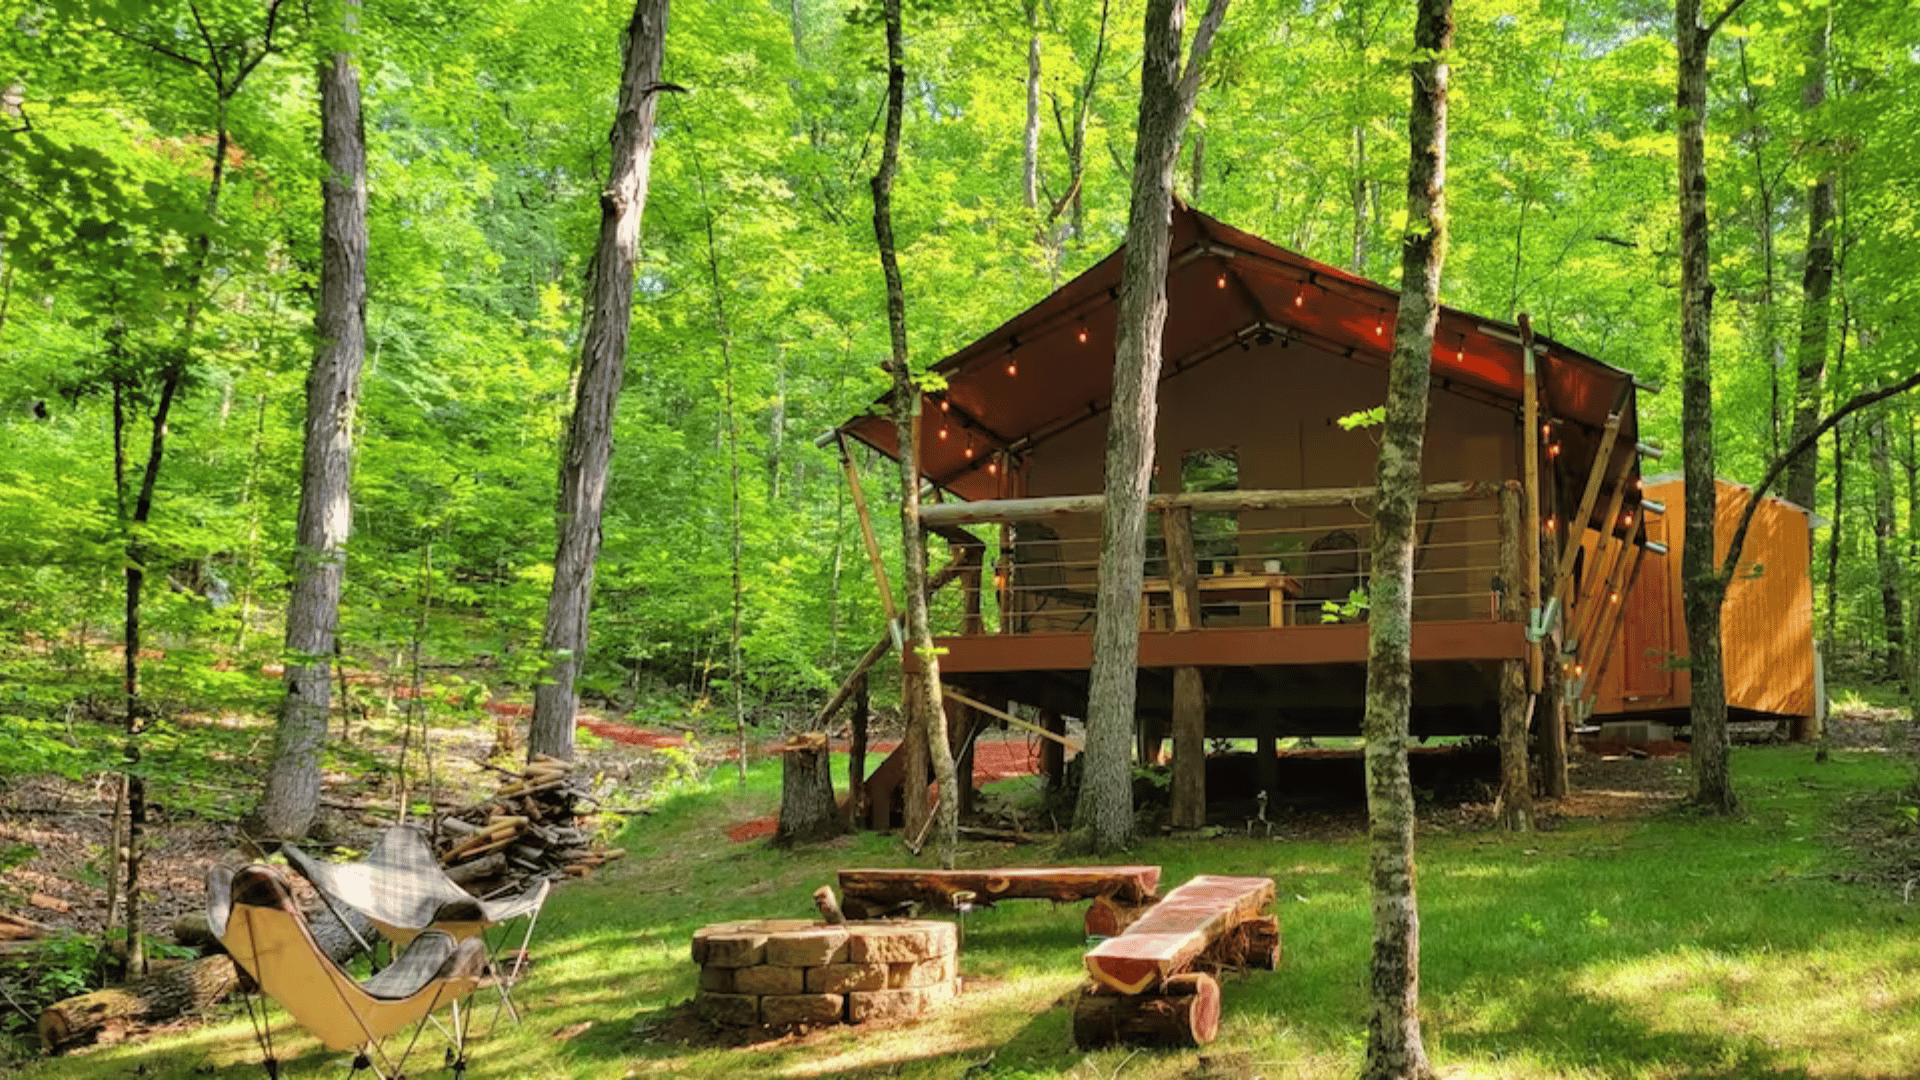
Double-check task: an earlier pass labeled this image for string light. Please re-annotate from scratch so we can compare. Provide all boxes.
[1456,337,1466,363]
[1077,327,1089,344]
[938,423,949,441]
[987,459,998,475]
[1609,591,1620,604]
[1006,358,1018,377]
[939,398,950,413]
[1294,289,1305,308]
[1545,516,1557,533]
[1548,442,1562,458]
[964,435,975,459]
[1216,274,1227,289]
[1375,318,1385,337]
[1621,510,1635,527]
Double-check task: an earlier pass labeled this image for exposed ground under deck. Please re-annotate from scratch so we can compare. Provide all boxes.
[917,620,1527,738]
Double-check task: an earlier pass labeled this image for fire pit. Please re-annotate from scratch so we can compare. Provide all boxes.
[691,918,959,1029]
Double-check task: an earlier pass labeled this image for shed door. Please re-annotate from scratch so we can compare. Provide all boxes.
[1622,549,1674,701]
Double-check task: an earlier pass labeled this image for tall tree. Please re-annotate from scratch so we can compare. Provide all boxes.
[529,0,673,761]
[1675,0,1747,814]
[1870,407,1905,682]
[871,0,960,867]
[1073,0,1228,855]
[1360,0,1451,1074]
[256,0,368,841]
[1785,6,1836,512]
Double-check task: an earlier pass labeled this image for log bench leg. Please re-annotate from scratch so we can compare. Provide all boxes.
[1072,971,1220,1049]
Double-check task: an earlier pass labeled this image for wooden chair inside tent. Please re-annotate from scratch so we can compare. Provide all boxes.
[208,864,489,1080]
[1298,529,1363,620]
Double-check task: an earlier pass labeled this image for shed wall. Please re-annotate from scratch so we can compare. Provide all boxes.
[1591,477,1815,720]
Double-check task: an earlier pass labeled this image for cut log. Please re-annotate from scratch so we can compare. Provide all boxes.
[1199,913,1279,972]
[1084,875,1275,994]
[839,866,1161,917]
[1072,971,1220,1050]
[1084,894,1158,938]
[38,955,239,1053]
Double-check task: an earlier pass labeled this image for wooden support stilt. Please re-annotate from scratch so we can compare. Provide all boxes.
[1255,732,1278,804]
[847,673,870,827]
[1041,710,1066,790]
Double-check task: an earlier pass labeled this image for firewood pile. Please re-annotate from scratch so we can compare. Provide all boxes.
[434,754,625,884]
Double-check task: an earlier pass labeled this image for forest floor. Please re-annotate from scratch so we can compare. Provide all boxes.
[5,698,1916,1075]
[2,702,1894,946]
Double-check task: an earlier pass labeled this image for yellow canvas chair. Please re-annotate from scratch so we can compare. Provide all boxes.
[283,825,548,1023]
[209,864,489,1080]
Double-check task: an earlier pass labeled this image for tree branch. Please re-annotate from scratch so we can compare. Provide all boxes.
[1705,0,1750,39]
[96,25,206,71]
[1175,0,1231,111]
[1719,368,1920,582]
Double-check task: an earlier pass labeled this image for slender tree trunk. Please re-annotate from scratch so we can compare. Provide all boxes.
[1785,7,1835,512]
[1870,409,1905,683]
[1350,121,1369,275]
[1074,0,1229,855]
[530,0,671,760]
[1677,0,1742,815]
[871,0,960,867]
[1360,0,1450,1074]
[257,0,368,841]
[1824,313,1850,658]
[1023,0,1041,211]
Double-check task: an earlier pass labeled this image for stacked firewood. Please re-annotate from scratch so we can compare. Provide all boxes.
[435,754,625,882]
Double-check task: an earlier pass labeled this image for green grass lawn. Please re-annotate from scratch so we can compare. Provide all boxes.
[23,745,1920,1079]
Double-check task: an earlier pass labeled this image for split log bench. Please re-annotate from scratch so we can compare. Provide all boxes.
[837,866,1160,932]
[1073,874,1279,1049]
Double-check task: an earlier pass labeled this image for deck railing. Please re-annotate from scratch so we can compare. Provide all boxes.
[917,480,1522,638]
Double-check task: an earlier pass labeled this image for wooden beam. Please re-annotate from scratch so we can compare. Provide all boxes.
[1580,537,1648,712]
[811,633,893,729]
[1520,314,1543,692]
[1551,403,1625,598]
[941,685,1083,751]
[919,480,1509,528]
[838,435,897,623]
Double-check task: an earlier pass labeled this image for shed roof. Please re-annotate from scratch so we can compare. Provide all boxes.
[838,206,1645,510]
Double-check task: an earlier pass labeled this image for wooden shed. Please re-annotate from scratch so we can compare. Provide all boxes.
[827,206,1658,822]
[1585,475,1818,734]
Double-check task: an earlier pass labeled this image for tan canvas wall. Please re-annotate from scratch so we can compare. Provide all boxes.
[1590,477,1816,719]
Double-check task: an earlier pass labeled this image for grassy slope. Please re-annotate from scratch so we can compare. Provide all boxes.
[24,746,1920,1080]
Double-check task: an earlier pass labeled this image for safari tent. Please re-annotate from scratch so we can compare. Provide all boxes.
[1585,475,1819,736]
[826,205,1659,819]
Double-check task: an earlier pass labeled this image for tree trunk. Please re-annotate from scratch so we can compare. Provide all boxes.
[1871,408,1905,683]
[1072,971,1220,1050]
[1074,0,1229,856]
[1496,484,1532,831]
[530,0,670,761]
[1358,0,1449,1073]
[872,0,960,867]
[258,0,368,841]
[38,956,239,1054]
[774,734,844,846]
[1677,0,1739,815]
[1023,0,1041,211]
[1785,7,1835,513]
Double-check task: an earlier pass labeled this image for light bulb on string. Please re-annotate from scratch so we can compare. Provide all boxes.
[1077,327,1089,344]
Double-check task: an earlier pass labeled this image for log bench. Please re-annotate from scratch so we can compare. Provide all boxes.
[837,866,1161,931]
[1073,874,1279,1049]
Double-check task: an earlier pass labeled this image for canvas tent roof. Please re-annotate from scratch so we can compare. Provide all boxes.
[837,206,1646,527]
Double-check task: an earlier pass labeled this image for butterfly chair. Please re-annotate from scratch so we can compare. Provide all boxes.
[209,864,489,1080]
[283,824,549,1024]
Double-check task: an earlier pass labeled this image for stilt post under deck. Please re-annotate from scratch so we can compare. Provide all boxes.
[1041,710,1066,789]
[1255,732,1278,804]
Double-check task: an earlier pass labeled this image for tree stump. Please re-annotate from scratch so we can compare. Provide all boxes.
[775,733,845,846]
[1072,971,1220,1049]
